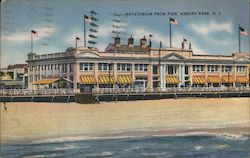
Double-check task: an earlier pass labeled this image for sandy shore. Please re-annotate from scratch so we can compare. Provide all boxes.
[0,98,249,144]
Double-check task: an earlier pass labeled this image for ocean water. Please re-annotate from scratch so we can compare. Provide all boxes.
[1,134,250,158]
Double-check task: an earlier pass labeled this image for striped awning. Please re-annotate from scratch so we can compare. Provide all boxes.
[98,75,116,84]
[207,76,221,83]
[236,76,248,83]
[117,75,134,84]
[33,78,61,85]
[165,76,180,84]
[222,75,235,83]
[80,76,97,84]
[192,76,206,84]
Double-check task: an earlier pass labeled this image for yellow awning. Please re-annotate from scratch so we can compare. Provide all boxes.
[236,76,248,83]
[207,76,221,83]
[165,76,180,84]
[192,76,206,84]
[117,75,134,84]
[80,76,97,84]
[33,78,61,85]
[222,75,235,83]
[98,75,115,84]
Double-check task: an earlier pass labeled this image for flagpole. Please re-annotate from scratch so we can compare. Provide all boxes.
[31,30,33,53]
[238,24,241,53]
[84,15,86,47]
[75,38,78,49]
[169,18,172,48]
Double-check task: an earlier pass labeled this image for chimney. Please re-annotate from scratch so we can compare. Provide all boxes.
[189,43,192,50]
[140,36,147,48]
[128,35,134,47]
[114,36,120,47]
[181,42,184,49]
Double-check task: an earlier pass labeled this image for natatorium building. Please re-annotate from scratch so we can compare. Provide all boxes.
[27,36,249,93]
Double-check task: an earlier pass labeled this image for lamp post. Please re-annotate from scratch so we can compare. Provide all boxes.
[108,60,112,93]
[158,41,162,89]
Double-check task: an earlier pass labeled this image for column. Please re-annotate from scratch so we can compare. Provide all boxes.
[190,64,193,85]
[73,61,80,93]
[182,65,185,86]
[204,65,208,86]
[59,64,62,77]
[160,64,166,91]
[178,64,182,87]
[233,65,236,87]
[66,63,70,79]
[219,65,222,87]
[147,64,153,91]
[94,62,99,89]
[131,63,135,81]
[246,66,249,87]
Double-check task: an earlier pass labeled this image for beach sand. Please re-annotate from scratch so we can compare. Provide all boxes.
[0,98,249,144]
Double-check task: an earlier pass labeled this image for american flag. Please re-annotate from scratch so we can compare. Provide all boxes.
[31,30,38,37]
[170,18,178,25]
[239,26,248,36]
[84,15,91,23]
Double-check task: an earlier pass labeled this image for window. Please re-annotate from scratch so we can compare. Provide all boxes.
[117,63,131,71]
[29,66,33,71]
[70,64,73,72]
[80,63,94,71]
[237,66,245,72]
[153,65,158,74]
[185,66,189,75]
[207,65,219,72]
[135,64,148,72]
[222,66,232,72]
[166,65,178,75]
[98,63,113,71]
[193,65,204,72]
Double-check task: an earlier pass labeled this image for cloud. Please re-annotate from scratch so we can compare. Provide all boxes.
[189,20,233,35]
[1,26,57,42]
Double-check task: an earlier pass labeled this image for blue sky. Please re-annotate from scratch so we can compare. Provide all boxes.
[0,0,249,67]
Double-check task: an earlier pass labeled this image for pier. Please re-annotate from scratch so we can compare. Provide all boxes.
[0,87,249,103]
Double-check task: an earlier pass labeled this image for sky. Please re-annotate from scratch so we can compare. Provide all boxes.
[0,0,249,68]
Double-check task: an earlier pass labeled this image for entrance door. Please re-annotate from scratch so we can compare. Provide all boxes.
[80,84,94,93]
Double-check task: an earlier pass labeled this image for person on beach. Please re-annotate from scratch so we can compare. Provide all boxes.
[4,102,7,112]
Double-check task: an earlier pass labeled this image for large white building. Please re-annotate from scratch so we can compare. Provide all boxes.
[27,36,249,93]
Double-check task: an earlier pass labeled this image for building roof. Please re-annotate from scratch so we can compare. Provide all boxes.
[105,43,150,53]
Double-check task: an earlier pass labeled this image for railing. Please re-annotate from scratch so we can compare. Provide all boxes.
[0,87,249,96]
[92,87,250,94]
[0,88,74,96]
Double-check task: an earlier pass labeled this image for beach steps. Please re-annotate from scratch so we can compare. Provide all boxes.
[75,93,98,104]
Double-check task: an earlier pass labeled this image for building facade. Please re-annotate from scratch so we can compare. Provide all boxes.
[26,37,250,93]
[0,64,28,89]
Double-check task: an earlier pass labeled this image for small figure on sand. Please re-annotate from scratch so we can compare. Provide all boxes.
[4,102,7,112]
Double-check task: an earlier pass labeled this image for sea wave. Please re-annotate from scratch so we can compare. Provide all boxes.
[30,130,250,145]
[85,151,113,157]
[31,135,137,144]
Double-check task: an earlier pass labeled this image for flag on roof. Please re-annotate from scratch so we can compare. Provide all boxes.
[239,26,248,36]
[170,18,178,25]
[31,30,38,37]
[84,15,91,23]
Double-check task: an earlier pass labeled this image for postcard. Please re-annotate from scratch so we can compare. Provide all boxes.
[0,0,249,157]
